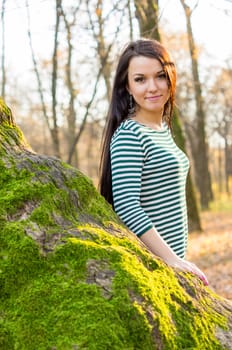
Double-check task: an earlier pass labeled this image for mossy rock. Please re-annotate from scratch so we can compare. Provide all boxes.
[0,98,231,350]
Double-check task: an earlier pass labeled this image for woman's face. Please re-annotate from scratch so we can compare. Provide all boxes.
[127,55,170,119]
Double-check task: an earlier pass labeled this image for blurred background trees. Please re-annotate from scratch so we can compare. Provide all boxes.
[1,0,232,222]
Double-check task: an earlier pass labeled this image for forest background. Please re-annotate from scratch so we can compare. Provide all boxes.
[1,0,232,299]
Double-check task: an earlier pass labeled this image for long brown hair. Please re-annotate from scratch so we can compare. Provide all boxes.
[99,39,177,205]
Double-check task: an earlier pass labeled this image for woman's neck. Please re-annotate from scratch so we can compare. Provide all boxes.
[132,112,163,131]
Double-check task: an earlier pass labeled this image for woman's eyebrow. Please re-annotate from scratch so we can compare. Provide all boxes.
[132,70,164,76]
[132,73,144,76]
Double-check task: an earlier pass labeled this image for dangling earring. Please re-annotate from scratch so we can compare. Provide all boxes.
[128,94,135,115]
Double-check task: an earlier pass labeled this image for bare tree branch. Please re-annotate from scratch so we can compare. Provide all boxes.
[67,18,119,164]
[86,0,126,102]
[67,65,102,164]
[25,0,50,130]
[60,1,82,165]
[128,0,133,40]
[209,0,232,16]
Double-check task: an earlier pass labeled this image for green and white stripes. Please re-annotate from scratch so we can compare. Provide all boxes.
[110,119,189,258]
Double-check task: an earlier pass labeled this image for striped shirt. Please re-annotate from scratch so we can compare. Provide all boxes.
[110,119,190,258]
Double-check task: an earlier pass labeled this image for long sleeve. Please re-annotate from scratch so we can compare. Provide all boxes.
[110,119,189,258]
[110,127,153,236]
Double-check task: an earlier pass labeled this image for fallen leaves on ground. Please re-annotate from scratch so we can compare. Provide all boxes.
[187,211,232,301]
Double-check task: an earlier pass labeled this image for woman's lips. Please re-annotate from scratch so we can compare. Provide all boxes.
[146,95,161,101]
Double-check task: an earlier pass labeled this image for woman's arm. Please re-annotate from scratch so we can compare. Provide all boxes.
[111,127,153,236]
[140,227,209,285]
[111,126,208,286]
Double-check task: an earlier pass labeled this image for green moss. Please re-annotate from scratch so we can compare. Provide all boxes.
[0,113,230,349]
[0,124,29,152]
[64,164,120,225]
[0,98,13,120]
[1,236,155,349]
[0,168,35,214]
[0,97,27,149]
[0,154,120,233]
[1,229,228,349]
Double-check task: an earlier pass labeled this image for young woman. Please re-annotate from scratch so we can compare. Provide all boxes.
[99,39,208,285]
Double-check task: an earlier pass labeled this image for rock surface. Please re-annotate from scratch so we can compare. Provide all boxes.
[0,98,232,349]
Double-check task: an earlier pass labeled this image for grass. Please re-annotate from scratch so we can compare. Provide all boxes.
[209,195,232,212]
[187,198,232,300]
[208,183,232,212]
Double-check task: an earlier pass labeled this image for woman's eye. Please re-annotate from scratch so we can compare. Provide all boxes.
[134,77,145,83]
[157,73,166,79]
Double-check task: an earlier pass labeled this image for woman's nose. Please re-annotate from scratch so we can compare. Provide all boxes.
[147,78,158,91]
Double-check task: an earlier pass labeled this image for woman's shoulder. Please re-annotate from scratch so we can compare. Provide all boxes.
[111,119,141,145]
[113,118,141,136]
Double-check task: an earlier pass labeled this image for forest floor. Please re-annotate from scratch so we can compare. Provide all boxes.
[187,210,232,301]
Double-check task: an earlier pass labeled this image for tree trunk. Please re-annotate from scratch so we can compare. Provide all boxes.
[172,110,202,231]
[87,0,113,102]
[0,98,232,349]
[67,66,102,164]
[51,0,62,158]
[134,0,160,39]
[180,0,213,209]
[1,0,6,99]
[96,0,112,101]
[225,139,230,195]
[128,0,134,40]
[0,101,232,350]
[61,4,79,167]
[218,145,223,194]
[26,0,61,158]
[134,0,201,231]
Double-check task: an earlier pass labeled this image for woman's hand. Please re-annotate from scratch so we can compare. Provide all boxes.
[139,228,209,286]
[165,256,209,286]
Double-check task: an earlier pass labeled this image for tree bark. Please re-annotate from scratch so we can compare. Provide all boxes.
[25,0,60,158]
[180,0,213,209]
[51,0,62,158]
[95,0,112,102]
[134,0,160,39]
[172,109,202,231]
[60,3,80,167]
[1,0,6,99]
[0,98,231,349]
[134,0,201,231]
[128,0,134,40]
